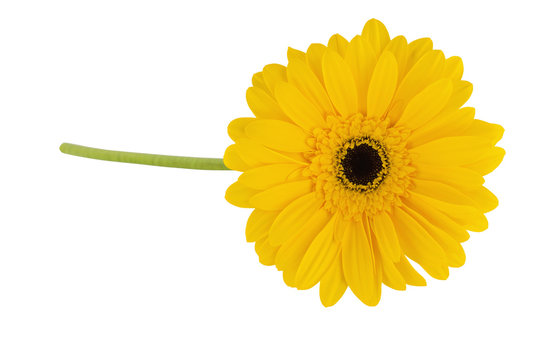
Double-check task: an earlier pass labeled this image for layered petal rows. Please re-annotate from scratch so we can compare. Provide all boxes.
[224,19,504,306]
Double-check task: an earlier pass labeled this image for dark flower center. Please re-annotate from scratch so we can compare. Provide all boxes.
[336,137,389,192]
[341,143,383,185]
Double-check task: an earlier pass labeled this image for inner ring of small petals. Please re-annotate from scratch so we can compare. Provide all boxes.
[335,136,389,192]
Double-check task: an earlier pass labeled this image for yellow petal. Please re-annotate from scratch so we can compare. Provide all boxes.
[254,237,280,266]
[231,141,264,168]
[319,253,348,307]
[401,49,446,94]
[384,35,408,81]
[332,211,347,244]
[361,18,391,56]
[461,186,499,213]
[328,33,349,57]
[274,82,326,131]
[404,195,470,243]
[389,50,445,122]
[414,163,485,191]
[443,56,464,80]
[306,43,326,84]
[249,180,312,211]
[245,119,311,152]
[262,64,287,96]
[465,147,505,175]
[410,136,493,166]
[371,211,401,262]
[223,144,251,171]
[275,208,331,282]
[393,206,448,279]
[322,49,358,117]
[405,37,433,74]
[367,51,398,118]
[396,78,453,129]
[246,209,279,243]
[380,254,406,291]
[286,59,334,116]
[268,192,323,246]
[246,87,288,121]
[403,206,466,268]
[394,255,426,286]
[345,35,377,115]
[407,107,475,147]
[234,139,308,166]
[287,47,306,63]
[227,117,255,142]
[410,192,488,232]
[443,80,472,112]
[239,163,304,190]
[420,260,449,281]
[341,216,380,306]
[296,215,339,290]
[412,178,478,208]
[225,181,259,208]
[462,120,504,145]
[252,72,270,94]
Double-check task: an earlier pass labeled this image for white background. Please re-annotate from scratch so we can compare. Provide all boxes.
[1,0,538,359]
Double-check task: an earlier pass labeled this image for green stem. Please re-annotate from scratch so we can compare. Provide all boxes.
[59,143,230,170]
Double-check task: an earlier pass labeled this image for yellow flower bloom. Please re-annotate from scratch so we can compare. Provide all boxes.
[224,19,505,306]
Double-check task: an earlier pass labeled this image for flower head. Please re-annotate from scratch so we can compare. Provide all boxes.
[224,19,504,306]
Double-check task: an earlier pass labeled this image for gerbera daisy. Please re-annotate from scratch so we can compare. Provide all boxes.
[224,18,504,306]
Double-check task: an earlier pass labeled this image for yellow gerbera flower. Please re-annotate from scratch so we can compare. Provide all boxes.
[224,19,505,306]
